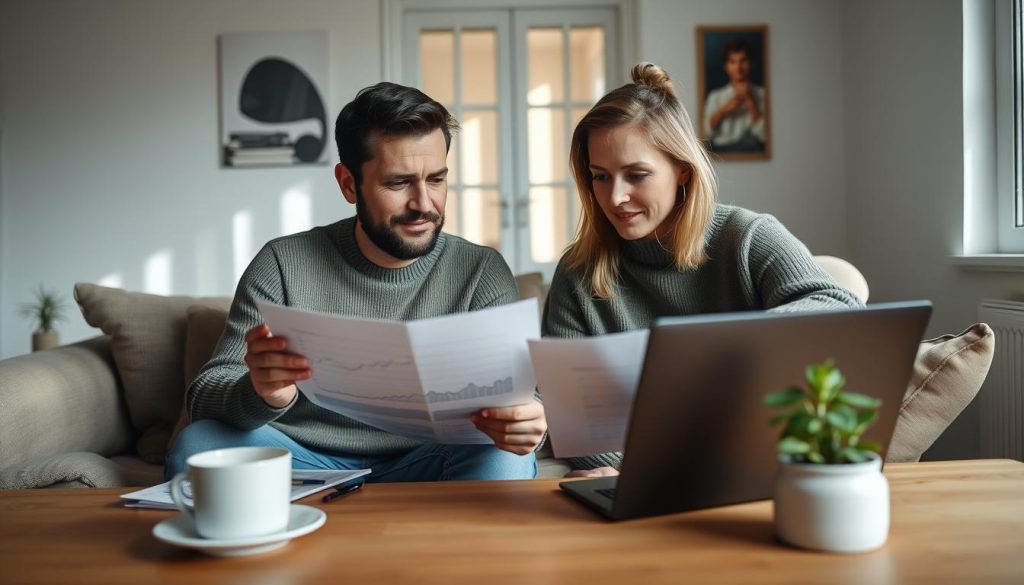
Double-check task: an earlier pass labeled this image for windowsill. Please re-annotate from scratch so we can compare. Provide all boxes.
[951,254,1024,272]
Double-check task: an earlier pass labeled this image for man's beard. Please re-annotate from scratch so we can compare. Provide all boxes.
[355,192,444,261]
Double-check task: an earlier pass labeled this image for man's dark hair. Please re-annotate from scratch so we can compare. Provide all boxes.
[334,82,458,187]
[722,38,752,63]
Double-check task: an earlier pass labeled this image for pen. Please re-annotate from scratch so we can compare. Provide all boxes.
[321,480,364,503]
[292,478,327,485]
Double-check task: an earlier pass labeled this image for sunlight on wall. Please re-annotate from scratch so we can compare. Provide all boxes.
[280,181,313,236]
[143,249,173,295]
[194,228,219,296]
[462,118,483,244]
[97,272,123,289]
[233,209,253,285]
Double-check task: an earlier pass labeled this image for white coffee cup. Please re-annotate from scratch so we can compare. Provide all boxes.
[169,446,292,540]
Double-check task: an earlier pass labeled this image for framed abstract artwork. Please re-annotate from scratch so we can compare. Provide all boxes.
[219,31,329,168]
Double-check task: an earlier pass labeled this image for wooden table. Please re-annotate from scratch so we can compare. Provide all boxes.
[1,459,1022,584]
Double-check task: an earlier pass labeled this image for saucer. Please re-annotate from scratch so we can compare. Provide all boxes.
[153,504,326,557]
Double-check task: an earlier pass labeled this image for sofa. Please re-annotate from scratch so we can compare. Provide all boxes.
[0,271,995,489]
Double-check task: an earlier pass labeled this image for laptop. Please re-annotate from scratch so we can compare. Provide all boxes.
[559,301,932,521]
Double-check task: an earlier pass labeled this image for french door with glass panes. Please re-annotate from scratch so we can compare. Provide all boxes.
[403,8,618,278]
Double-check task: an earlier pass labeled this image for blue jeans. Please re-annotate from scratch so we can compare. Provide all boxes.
[165,420,537,483]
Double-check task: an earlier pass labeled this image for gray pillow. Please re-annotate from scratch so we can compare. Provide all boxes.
[0,452,124,489]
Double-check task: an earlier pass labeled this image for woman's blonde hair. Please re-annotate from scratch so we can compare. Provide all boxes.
[565,62,717,299]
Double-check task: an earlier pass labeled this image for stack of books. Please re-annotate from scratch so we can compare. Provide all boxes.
[224,132,296,167]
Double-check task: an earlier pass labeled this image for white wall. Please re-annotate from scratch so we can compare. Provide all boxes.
[637,0,849,258]
[842,0,1023,459]
[0,0,381,357]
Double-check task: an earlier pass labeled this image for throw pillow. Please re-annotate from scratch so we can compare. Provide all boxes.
[168,306,231,450]
[515,272,550,320]
[0,451,124,489]
[888,323,995,462]
[74,283,231,464]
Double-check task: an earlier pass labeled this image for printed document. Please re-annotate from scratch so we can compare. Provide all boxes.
[527,330,649,457]
[257,299,540,444]
[121,469,370,509]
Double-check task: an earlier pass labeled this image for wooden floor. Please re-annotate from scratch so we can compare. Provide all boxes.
[1,459,1022,584]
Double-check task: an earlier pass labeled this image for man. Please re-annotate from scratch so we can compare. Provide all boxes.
[703,37,767,153]
[167,82,547,482]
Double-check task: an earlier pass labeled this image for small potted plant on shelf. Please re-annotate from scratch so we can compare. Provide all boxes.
[764,359,888,553]
[20,286,67,352]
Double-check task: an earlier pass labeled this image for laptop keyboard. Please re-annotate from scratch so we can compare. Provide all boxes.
[596,487,617,500]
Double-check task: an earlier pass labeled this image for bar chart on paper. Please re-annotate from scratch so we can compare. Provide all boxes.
[257,300,540,443]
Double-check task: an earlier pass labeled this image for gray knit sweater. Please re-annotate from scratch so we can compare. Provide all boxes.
[542,204,864,470]
[188,217,519,456]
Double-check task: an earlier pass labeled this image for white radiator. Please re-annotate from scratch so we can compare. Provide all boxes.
[979,300,1024,460]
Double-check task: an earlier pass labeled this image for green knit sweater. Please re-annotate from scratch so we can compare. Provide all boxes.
[188,217,519,456]
[542,204,864,470]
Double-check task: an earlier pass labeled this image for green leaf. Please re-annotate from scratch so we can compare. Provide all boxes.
[764,386,805,407]
[806,417,823,434]
[805,364,818,389]
[807,452,826,464]
[777,437,811,455]
[822,369,845,402]
[839,448,869,463]
[856,409,879,426]
[769,412,794,426]
[858,441,884,453]
[838,392,882,409]
[785,412,815,439]
[826,406,857,433]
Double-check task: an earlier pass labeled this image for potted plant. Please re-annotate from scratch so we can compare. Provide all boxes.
[764,359,889,553]
[20,286,67,352]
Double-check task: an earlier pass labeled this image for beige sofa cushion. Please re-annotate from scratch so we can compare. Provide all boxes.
[168,306,231,450]
[74,283,231,464]
[515,272,550,319]
[888,323,995,462]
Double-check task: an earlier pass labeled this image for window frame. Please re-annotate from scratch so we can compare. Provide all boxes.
[996,0,1024,250]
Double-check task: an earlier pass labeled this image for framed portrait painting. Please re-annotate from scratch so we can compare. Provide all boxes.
[696,25,771,160]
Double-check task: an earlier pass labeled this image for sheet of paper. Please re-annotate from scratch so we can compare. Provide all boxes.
[120,469,370,509]
[528,330,649,458]
[257,299,540,444]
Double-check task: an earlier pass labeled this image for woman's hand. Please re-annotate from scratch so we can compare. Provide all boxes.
[564,466,620,478]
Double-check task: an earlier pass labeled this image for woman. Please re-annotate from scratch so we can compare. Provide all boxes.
[543,63,861,476]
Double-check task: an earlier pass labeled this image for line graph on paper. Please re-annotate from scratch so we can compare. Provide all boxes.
[283,327,421,401]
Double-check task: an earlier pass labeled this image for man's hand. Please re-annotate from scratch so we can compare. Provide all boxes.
[564,466,619,478]
[244,323,311,408]
[471,401,547,456]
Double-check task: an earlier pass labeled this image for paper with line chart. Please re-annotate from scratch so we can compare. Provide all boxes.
[527,330,649,458]
[256,299,540,444]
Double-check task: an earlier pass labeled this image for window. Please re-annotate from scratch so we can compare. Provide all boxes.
[962,0,1024,258]
[390,1,629,278]
[998,0,1024,250]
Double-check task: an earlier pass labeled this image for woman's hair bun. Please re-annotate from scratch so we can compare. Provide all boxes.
[631,62,674,95]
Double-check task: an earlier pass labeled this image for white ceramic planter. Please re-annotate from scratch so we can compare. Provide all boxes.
[773,452,889,553]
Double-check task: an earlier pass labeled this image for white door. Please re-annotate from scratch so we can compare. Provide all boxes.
[404,7,618,279]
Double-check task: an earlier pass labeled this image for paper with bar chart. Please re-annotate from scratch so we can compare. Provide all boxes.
[256,299,540,444]
[527,330,649,458]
